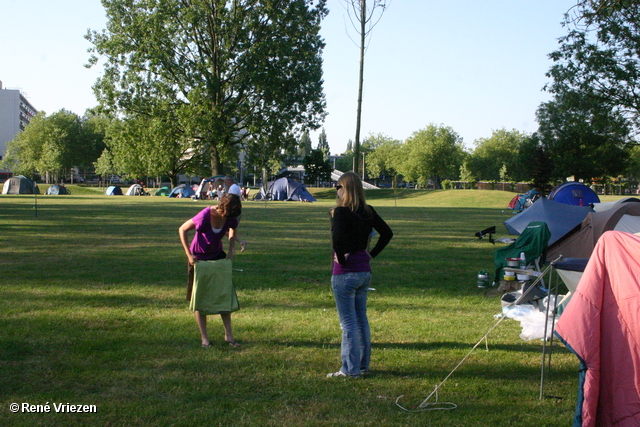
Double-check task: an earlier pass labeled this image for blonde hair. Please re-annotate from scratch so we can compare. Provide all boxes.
[334,172,371,214]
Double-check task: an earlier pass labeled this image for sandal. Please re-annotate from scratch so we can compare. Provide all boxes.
[226,340,241,348]
[202,342,213,348]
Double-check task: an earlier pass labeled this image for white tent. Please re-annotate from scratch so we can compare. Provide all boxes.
[125,184,147,196]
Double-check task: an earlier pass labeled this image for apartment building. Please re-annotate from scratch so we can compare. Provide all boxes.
[0,80,38,166]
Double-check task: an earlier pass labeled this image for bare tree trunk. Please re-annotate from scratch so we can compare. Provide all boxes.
[353,0,366,175]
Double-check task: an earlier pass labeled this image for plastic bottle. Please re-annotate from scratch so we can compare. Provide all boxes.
[519,252,527,270]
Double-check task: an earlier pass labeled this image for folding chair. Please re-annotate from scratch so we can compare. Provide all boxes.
[493,221,551,286]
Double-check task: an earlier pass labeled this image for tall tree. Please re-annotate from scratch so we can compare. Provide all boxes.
[529,137,554,195]
[536,90,631,181]
[317,127,330,155]
[468,128,529,182]
[342,0,390,176]
[2,110,104,182]
[302,148,332,185]
[103,111,207,186]
[398,124,465,188]
[87,0,327,176]
[297,130,313,158]
[546,2,640,134]
[365,134,401,187]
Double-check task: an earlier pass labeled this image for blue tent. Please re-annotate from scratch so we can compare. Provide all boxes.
[169,184,195,198]
[548,182,600,206]
[256,177,316,202]
[504,197,593,246]
[105,186,123,195]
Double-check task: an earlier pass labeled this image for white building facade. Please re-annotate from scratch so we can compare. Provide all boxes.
[0,80,38,169]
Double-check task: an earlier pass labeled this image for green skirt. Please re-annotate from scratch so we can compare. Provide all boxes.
[189,259,239,315]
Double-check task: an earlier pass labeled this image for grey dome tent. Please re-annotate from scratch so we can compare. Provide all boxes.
[125,184,148,196]
[46,184,70,195]
[504,197,593,246]
[2,175,40,194]
[547,198,640,260]
[105,186,123,195]
[255,177,316,202]
[548,181,600,206]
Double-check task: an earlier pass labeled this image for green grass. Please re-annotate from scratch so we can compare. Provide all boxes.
[0,189,620,426]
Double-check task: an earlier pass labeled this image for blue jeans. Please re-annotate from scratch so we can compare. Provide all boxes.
[331,272,371,376]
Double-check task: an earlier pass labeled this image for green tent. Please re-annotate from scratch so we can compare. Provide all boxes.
[155,186,170,196]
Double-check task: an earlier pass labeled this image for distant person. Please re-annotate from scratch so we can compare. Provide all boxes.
[224,175,247,252]
[179,194,243,348]
[225,175,242,197]
[327,172,393,378]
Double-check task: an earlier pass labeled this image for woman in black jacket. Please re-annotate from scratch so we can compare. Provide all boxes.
[327,172,393,378]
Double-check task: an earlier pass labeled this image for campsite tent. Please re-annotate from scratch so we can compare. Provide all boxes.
[507,189,539,211]
[2,175,40,194]
[548,182,600,206]
[504,197,593,247]
[547,199,640,260]
[169,184,195,198]
[45,184,70,195]
[591,196,640,212]
[194,176,225,199]
[105,186,123,195]
[155,187,170,196]
[255,177,316,202]
[125,184,148,196]
[555,231,640,427]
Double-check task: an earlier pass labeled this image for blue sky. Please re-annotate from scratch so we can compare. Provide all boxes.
[0,0,577,154]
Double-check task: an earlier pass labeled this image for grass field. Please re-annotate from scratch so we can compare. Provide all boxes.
[0,188,622,426]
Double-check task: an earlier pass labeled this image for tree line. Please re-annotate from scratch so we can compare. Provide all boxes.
[4,1,640,192]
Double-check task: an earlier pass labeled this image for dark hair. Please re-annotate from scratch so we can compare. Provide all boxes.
[217,194,242,218]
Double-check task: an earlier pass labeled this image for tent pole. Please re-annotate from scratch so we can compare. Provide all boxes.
[540,258,562,400]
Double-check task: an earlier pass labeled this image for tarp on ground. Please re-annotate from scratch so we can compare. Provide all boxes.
[2,175,40,194]
[256,177,316,202]
[105,186,123,195]
[547,198,640,260]
[45,184,70,195]
[169,184,195,198]
[504,197,592,246]
[548,182,600,206]
[555,231,640,427]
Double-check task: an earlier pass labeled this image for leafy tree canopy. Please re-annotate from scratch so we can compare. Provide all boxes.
[364,133,402,184]
[398,124,465,188]
[2,110,105,181]
[468,128,529,182]
[547,1,640,134]
[87,0,328,175]
[536,91,631,181]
